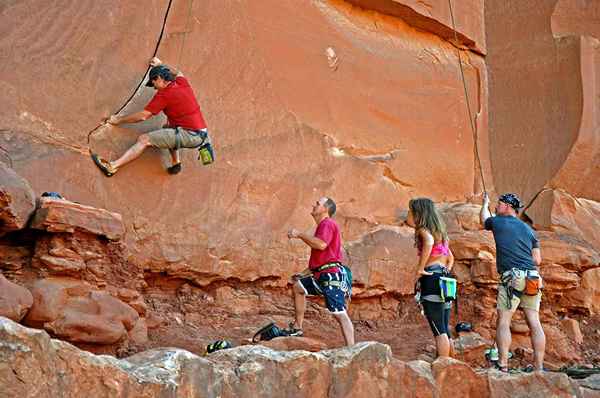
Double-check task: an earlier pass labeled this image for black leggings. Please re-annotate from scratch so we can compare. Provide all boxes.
[422,300,450,336]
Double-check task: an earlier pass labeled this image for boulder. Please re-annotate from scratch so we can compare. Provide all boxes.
[30,198,125,240]
[538,232,600,273]
[526,190,600,250]
[24,278,138,344]
[0,317,592,398]
[0,161,35,234]
[0,274,33,321]
[259,336,328,352]
[432,357,488,397]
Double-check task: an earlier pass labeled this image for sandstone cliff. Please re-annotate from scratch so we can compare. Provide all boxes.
[1,0,600,395]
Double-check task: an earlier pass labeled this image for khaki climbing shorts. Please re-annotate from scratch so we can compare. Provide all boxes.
[497,282,542,312]
[147,127,209,149]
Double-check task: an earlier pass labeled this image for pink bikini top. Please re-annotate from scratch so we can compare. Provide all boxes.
[418,241,450,257]
[430,241,450,256]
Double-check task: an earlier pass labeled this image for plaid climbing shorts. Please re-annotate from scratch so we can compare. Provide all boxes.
[148,127,209,149]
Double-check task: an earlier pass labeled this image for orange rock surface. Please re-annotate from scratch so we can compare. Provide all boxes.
[0,0,600,394]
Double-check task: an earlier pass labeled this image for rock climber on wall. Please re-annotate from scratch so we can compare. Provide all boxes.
[91,57,213,177]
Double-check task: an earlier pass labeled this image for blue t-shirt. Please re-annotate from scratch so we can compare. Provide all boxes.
[484,215,539,274]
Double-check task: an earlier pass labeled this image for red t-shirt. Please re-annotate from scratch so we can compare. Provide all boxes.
[309,218,342,276]
[144,76,207,130]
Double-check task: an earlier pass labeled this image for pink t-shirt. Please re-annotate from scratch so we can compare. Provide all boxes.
[309,218,342,276]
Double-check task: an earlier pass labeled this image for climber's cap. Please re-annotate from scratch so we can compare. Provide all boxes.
[498,193,523,212]
[146,65,175,87]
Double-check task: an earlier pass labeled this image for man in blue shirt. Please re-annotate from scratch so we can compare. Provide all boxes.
[481,193,545,372]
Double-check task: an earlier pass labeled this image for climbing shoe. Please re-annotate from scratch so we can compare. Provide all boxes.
[167,163,182,175]
[206,340,232,354]
[91,153,117,177]
[285,322,303,337]
[252,322,290,342]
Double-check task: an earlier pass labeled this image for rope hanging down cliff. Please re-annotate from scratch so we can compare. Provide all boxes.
[447,0,487,194]
[86,0,176,148]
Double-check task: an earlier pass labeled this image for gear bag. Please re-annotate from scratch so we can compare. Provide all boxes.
[500,268,543,308]
[440,276,457,302]
[252,322,288,343]
[524,272,542,296]
[340,265,353,298]
[206,340,232,354]
[173,127,215,165]
[419,268,457,303]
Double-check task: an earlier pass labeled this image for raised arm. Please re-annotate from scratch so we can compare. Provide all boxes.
[287,228,327,250]
[296,232,327,250]
[150,57,184,77]
[480,193,493,225]
[107,110,152,125]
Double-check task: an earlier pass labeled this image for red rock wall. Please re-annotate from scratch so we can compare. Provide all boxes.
[1,0,600,375]
[0,0,487,285]
[485,0,583,203]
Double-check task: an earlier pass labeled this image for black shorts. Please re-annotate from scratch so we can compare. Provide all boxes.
[422,300,450,337]
[298,272,347,313]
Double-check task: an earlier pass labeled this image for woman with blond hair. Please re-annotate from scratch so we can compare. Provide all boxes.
[407,198,455,358]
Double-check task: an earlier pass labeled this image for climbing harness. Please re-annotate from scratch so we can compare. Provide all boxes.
[419,267,456,303]
[312,262,352,298]
[447,0,487,195]
[173,126,214,165]
[500,268,542,309]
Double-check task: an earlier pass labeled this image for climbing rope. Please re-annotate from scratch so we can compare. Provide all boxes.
[447,0,487,194]
[86,0,176,148]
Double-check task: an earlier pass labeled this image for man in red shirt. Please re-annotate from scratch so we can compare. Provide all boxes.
[287,197,355,346]
[92,57,212,177]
